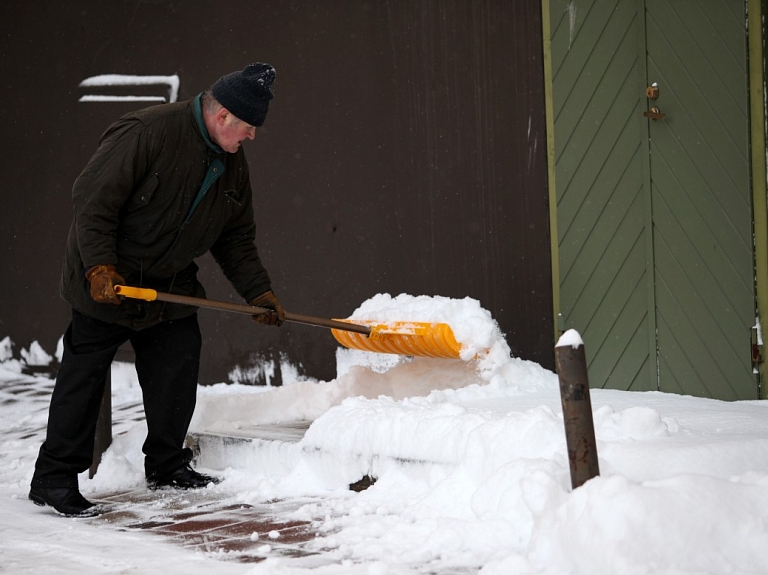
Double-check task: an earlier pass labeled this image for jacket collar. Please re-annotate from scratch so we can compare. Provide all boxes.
[193,93,224,154]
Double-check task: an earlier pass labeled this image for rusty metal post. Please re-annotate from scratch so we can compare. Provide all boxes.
[89,367,112,478]
[555,332,600,489]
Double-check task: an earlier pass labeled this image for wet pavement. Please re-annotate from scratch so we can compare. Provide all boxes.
[90,488,327,565]
[88,422,333,566]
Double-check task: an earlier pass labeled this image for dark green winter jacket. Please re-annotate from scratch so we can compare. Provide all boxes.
[60,95,272,329]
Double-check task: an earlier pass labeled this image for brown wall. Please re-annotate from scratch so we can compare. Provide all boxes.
[0,1,553,383]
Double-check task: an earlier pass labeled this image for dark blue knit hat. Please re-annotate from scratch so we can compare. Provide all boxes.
[212,63,276,127]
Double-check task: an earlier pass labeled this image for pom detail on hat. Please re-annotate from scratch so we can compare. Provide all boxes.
[211,63,276,127]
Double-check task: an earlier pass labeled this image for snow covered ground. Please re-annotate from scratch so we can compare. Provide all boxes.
[2,293,768,574]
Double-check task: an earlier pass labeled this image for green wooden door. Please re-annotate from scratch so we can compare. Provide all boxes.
[549,0,758,399]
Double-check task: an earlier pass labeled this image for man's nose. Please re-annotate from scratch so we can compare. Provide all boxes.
[247,127,256,140]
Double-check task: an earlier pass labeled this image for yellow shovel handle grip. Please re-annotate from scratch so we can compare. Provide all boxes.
[113,285,158,301]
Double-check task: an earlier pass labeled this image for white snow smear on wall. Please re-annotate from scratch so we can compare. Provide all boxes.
[79,74,180,103]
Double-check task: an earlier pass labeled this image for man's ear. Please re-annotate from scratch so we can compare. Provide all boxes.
[216,107,230,125]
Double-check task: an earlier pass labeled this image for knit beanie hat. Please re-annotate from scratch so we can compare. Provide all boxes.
[211,63,276,127]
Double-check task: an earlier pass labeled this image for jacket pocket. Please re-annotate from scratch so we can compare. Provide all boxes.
[224,189,242,212]
[128,172,160,208]
[118,172,176,251]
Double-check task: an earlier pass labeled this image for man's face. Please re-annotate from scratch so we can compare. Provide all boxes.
[214,111,257,153]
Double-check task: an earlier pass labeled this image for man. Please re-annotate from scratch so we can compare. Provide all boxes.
[29,63,285,517]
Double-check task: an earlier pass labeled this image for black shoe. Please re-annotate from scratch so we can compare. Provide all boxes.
[29,486,101,517]
[147,464,221,490]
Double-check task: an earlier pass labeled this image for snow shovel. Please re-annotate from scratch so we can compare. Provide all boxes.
[113,285,463,359]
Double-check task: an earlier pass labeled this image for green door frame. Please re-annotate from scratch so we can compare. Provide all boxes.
[748,0,768,398]
[542,0,768,398]
[541,0,560,336]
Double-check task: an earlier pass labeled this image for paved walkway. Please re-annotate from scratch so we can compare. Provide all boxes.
[89,424,337,566]
[3,373,334,567]
[89,487,326,565]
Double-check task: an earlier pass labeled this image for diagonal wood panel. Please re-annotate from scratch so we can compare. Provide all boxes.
[645,0,756,398]
[551,0,653,390]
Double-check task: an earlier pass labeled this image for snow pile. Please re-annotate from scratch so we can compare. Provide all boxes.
[20,340,54,367]
[0,336,13,362]
[0,336,24,375]
[0,337,56,371]
[555,328,583,349]
[348,292,509,362]
[2,292,768,574]
[190,293,515,435]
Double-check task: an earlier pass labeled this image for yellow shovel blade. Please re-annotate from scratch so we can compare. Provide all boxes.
[331,319,463,359]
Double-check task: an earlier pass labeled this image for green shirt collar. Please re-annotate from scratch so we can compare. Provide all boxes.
[193,93,224,154]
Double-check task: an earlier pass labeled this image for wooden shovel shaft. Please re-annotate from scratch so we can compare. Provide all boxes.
[113,286,372,336]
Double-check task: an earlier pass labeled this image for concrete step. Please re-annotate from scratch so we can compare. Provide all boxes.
[187,421,312,477]
[187,420,380,492]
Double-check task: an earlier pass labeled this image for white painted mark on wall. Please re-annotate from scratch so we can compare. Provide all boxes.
[78,74,180,103]
[568,2,577,50]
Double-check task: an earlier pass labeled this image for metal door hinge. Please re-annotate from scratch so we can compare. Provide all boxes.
[751,326,763,365]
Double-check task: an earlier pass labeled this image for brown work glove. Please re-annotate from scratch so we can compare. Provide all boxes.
[85,264,125,305]
[250,290,285,326]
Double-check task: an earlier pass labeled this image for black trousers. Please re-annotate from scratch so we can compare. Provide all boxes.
[31,309,202,488]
